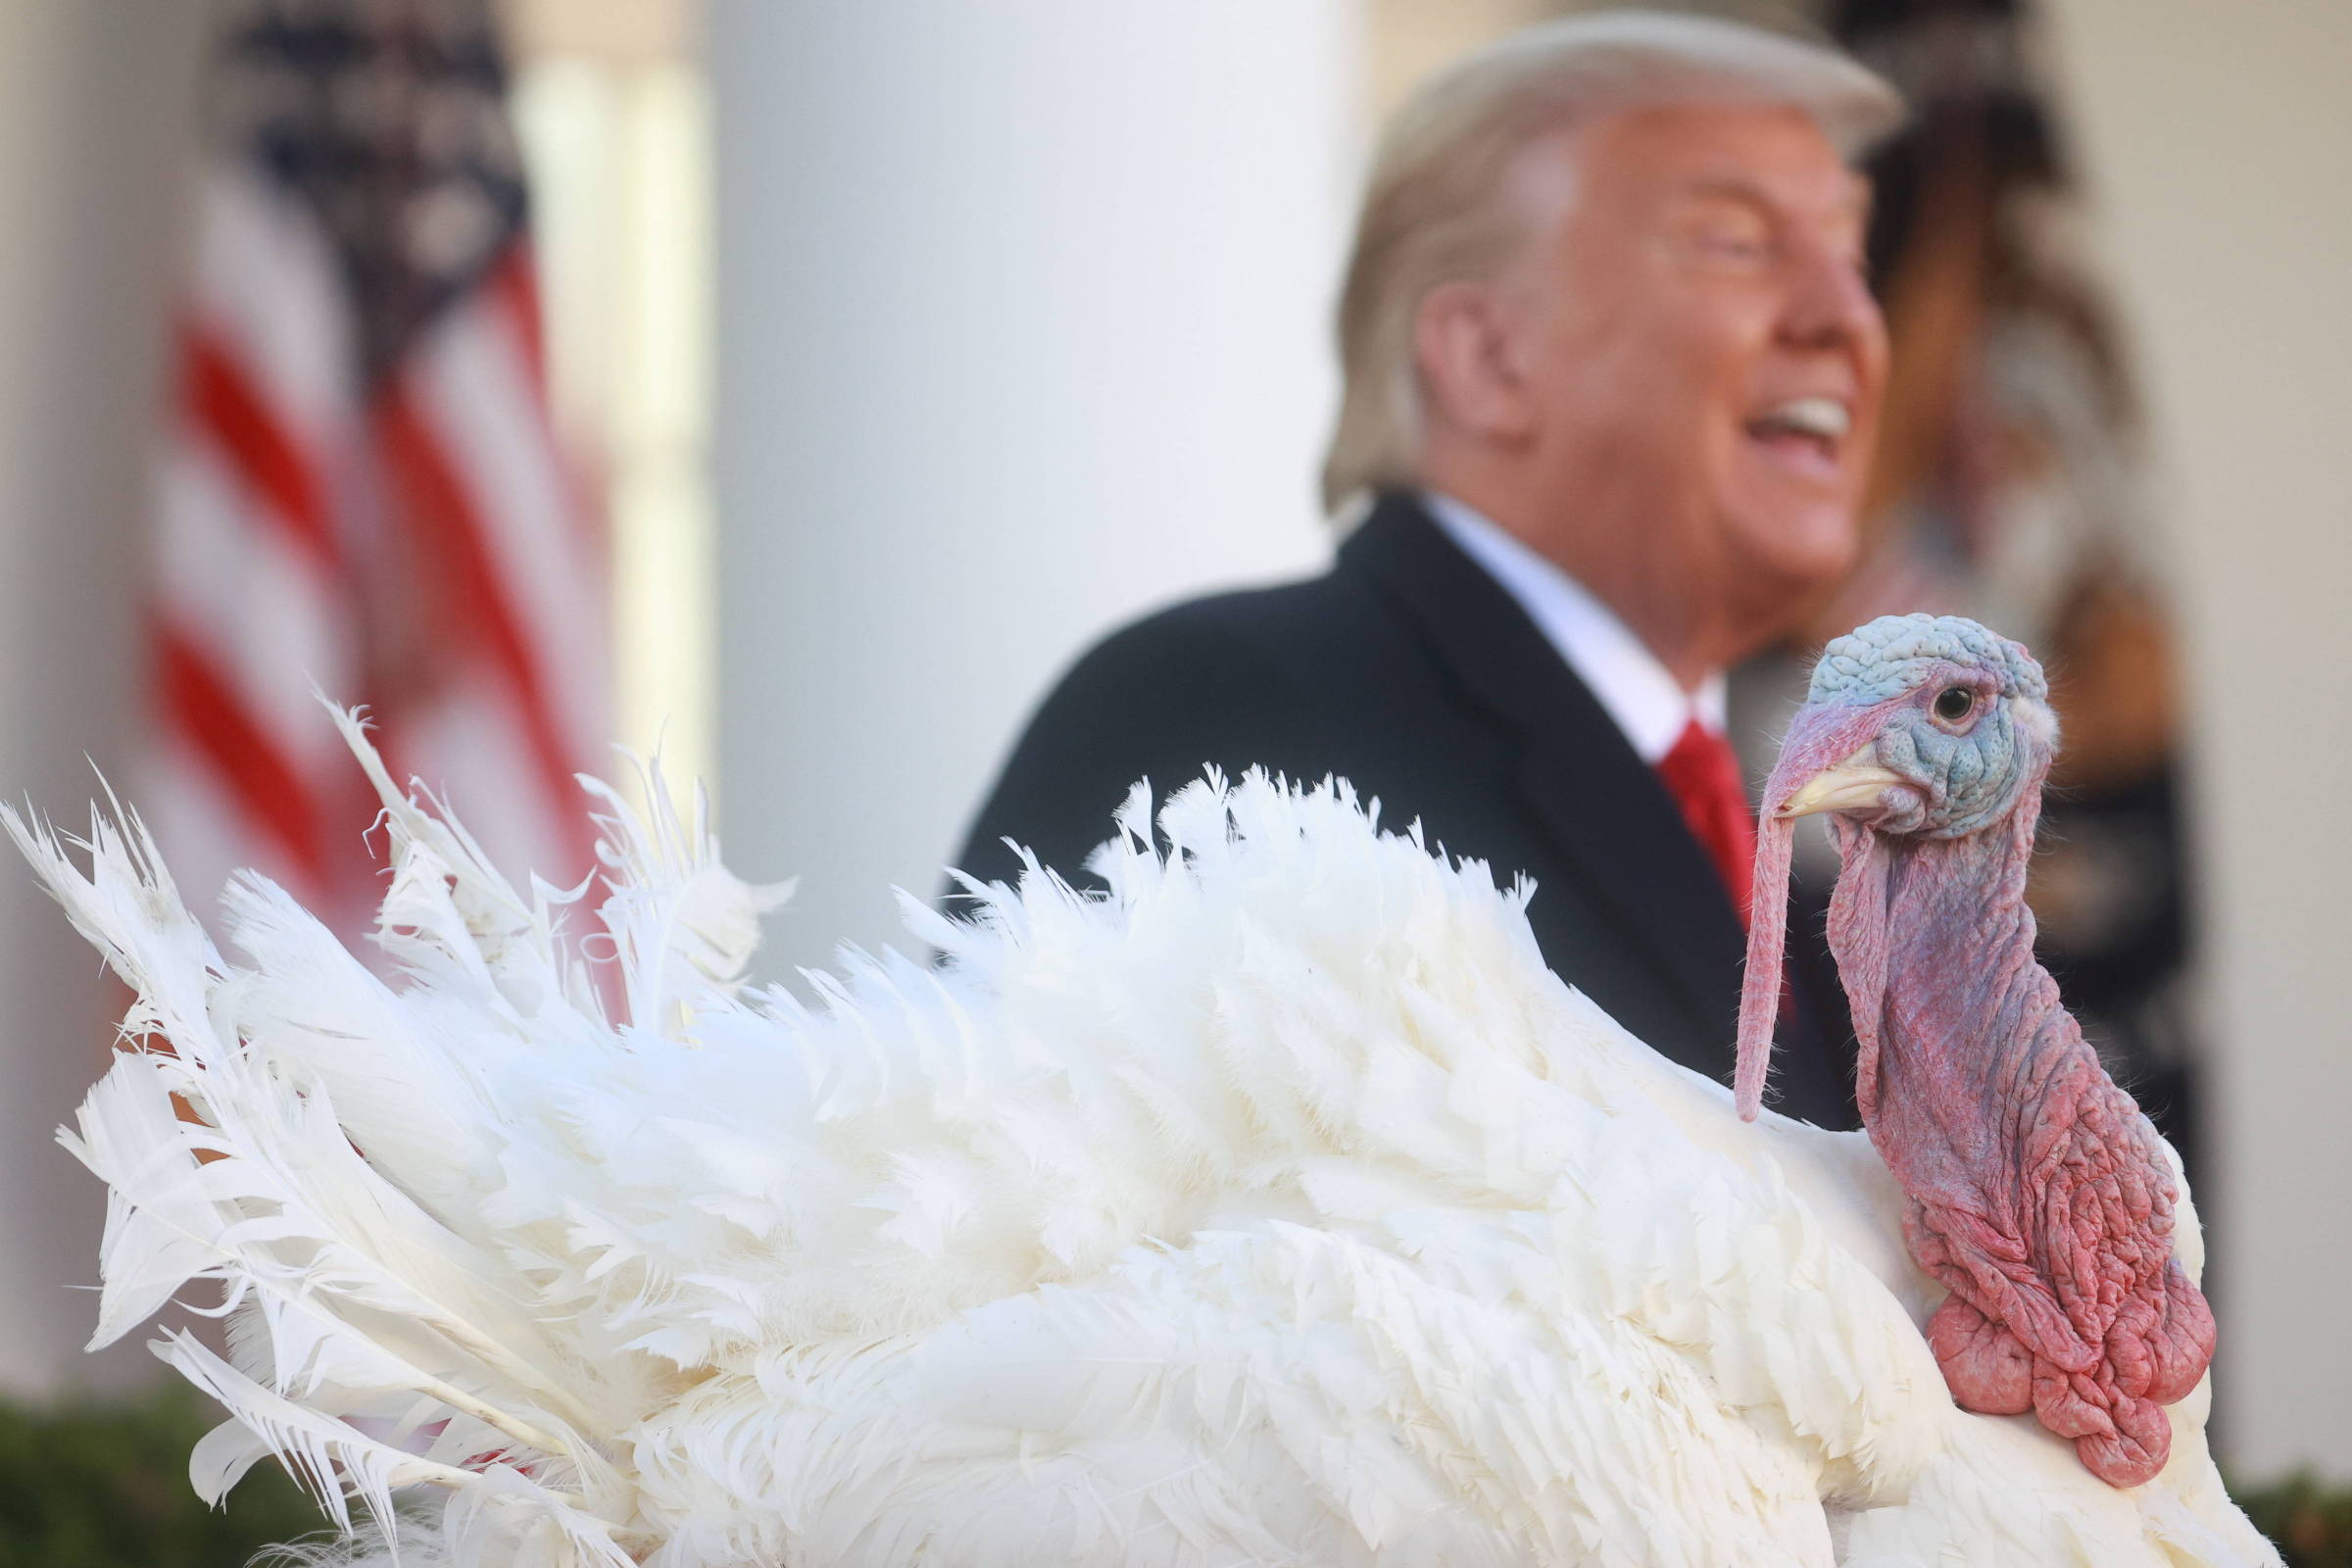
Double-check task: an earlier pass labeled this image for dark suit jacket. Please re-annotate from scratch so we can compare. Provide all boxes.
[949,492,1857,1129]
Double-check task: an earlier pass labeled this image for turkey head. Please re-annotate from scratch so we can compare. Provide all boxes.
[1734,612,2214,1489]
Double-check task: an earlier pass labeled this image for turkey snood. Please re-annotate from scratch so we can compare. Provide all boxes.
[1734,613,2215,1490]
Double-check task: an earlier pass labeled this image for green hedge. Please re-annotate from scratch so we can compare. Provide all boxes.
[0,1386,2338,1566]
[0,1386,319,1568]
[2239,1472,2352,1568]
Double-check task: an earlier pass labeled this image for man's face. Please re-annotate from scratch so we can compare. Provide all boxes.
[1498,102,1888,612]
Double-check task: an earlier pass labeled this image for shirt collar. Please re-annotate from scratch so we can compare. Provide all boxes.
[1423,490,1726,765]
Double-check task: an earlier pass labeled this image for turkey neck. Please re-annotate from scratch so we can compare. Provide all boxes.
[1826,800,2071,1203]
[1823,778,2219,1490]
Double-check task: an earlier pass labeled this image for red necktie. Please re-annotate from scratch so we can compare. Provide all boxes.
[1655,717,1755,927]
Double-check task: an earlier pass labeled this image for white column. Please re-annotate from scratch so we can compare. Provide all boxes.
[710,1,1364,975]
[2046,0,2352,1476]
[0,0,205,1395]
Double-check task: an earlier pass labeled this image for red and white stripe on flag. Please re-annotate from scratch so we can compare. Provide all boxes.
[370,240,607,905]
[147,164,370,931]
[146,161,606,935]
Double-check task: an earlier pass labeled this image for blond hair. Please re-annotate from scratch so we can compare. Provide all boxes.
[1322,10,1902,513]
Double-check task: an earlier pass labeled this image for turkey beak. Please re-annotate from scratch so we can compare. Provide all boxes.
[1775,746,1905,819]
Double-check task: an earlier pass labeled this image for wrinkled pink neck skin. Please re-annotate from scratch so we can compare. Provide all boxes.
[1738,707,2215,1489]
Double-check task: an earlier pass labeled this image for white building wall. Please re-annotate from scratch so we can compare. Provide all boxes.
[709,0,1363,976]
[2045,0,2352,1476]
[0,1,204,1395]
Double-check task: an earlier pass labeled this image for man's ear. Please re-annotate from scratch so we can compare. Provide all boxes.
[1412,279,1535,445]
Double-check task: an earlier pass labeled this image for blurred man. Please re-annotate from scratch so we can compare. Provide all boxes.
[950,13,1900,1128]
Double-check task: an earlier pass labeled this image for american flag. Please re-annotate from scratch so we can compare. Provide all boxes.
[148,0,605,932]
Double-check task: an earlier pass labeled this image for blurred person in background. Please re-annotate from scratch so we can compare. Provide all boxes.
[951,11,1901,1131]
[1804,0,2205,1170]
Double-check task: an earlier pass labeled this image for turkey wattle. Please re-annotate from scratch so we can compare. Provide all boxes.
[1737,614,2214,1487]
[11,613,2273,1567]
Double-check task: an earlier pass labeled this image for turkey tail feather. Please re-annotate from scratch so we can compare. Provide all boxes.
[8,717,656,1563]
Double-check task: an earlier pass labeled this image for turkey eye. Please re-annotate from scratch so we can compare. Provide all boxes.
[1933,686,1976,724]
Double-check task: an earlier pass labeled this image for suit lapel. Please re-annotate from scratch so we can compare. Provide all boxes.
[1341,494,1748,1036]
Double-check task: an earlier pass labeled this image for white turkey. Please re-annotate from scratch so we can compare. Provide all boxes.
[13,613,2279,1568]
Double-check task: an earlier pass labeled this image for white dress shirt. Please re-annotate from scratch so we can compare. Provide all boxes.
[1423,491,1727,765]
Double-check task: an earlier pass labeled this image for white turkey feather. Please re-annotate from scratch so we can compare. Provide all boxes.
[165,1329,484,1524]
[578,761,793,1035]
[14,720,2278,1567]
